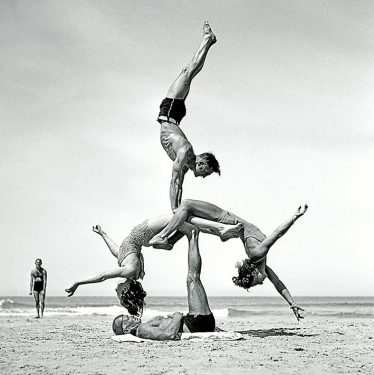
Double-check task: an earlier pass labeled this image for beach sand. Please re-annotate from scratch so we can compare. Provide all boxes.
[1,316,373,374]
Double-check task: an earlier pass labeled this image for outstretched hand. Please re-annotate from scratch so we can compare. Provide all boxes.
[290,304,305,321]
[92,225,104,236]
[65,284,78,297]
[294,204,308,219]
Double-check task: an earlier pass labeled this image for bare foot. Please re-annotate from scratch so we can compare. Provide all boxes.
[293,204,308,220]
[92,225,105,236]
[65,283,78,297]
[152,243,174,251]
[203,21,217,44]
[149,234,169,247]
[219,223,244,240]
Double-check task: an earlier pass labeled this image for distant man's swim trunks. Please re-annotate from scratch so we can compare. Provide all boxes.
[157,98,186,125]
[33,281,44,292]
[183,313,215,333]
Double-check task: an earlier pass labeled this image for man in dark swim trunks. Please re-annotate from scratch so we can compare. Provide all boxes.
[157,21,221,212]
[29,258,47,318]
[112,227,217,340]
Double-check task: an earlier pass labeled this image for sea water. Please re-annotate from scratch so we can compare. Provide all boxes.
[1,296,373,320]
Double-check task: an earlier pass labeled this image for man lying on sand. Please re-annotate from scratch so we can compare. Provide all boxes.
[112,226,219,340]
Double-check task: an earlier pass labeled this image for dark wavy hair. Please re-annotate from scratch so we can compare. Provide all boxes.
[119,280,147,317]
[232,259,256,290]
[200,152,221,175]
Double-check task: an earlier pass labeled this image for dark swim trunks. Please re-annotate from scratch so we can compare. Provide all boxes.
[33,281,44,292]
[157,98,186,125]
[183,313,215,333]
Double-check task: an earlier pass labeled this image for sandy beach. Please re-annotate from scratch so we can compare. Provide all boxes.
[1,315,373,375]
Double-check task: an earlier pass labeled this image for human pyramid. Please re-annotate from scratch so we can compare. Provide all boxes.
[65,22,308,340]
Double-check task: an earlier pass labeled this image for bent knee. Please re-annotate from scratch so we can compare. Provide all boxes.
[250,244,268,262]
[181,199,196,211]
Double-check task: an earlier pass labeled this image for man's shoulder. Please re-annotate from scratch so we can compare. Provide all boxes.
[174,143,195,168]
[178,140,194,155]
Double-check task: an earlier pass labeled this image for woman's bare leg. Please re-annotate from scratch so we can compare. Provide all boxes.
[149,199,242,246]
[163,217,243,248]
[248,205,308,262]
[166,21,216,100]
[92,225,119,258]
[189,217,243,240]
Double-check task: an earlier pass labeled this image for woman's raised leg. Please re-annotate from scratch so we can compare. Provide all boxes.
[248,205,308,262]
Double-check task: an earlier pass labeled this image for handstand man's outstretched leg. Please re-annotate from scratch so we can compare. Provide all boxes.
[158,22,217,125]
[166,21,216,100]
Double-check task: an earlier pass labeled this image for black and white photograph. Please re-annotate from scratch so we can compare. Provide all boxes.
[1,1,373,374]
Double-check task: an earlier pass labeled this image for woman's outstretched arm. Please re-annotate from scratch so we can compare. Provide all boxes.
[266,265,304,321]
[65,264,137,297]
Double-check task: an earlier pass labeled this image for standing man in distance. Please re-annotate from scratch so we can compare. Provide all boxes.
[29,258,47,318]
[157,21,221,212]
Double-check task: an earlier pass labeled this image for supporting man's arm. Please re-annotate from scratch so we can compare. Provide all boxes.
[170,146,190,212]
[137,312,184,341]
[266,266,304,321]
[176,166,188,208]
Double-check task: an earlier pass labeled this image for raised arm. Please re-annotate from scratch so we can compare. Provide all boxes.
[92,225,119,258]
[65,264,137,297]
[170,147,190,212]
[137,312,184,341]
[266,265,304,321]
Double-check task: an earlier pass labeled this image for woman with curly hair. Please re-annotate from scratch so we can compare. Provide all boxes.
[149,200,308,320]
[65,215,242,316]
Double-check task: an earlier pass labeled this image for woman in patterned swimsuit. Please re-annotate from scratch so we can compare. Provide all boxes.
[149,199,309,320]
[64,214,243,302]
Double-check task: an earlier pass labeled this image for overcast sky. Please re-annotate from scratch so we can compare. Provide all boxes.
[1,1,373,297]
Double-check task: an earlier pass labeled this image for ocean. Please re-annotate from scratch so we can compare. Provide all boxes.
[1,296,373,320]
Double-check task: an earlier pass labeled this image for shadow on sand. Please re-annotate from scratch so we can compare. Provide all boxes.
[237,327,317,338]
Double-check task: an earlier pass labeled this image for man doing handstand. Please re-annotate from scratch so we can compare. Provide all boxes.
[157,21,221,212]
[112,227,217,340]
